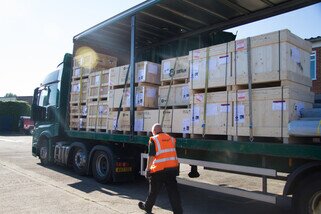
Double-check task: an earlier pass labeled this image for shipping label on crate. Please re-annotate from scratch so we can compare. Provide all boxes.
[136,92,144,106]
[220,104,231,113]
[81,106,88,116]
[182,118,190,134]
[192,50,201,60]
[206,103,219,116]
[182,86,190,101]
[135,118,144,131]
[272,101,286,111]
[137,69,145,82]
[234,104,245,124]
[194,94,204,103]
[237,92,246,100]
[95,75,100,85]
[74,68,81,77]
[98,105,109,116]
[236,40,246,51]
[72,83,80,93]
[148,63,158,74]
[190,62,199,80]
[192,106,200,122]
[163,61,171,74]
[79,118,85,128]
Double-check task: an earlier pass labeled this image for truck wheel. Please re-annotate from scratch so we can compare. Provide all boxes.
[39,139,50,166]
[92,150,113,183]
[72,147,87,176]
[293,172,321,214]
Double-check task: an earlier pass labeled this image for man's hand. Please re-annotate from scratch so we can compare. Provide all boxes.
[145,170,150,179]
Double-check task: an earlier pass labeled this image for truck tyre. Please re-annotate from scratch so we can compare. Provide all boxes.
[293,172,321,214]
[72,147,87,176]
[92,150,113,183]
[39,139,50,166]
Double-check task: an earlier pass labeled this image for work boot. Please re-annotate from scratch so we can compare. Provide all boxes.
[138,202,152,214]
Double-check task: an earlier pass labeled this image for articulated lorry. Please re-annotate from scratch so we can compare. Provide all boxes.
[31,1,321,213]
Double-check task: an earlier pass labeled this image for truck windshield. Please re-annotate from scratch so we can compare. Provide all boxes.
[38,83,59,107]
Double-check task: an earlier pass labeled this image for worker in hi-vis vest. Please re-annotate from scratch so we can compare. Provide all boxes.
[138,123,183,214]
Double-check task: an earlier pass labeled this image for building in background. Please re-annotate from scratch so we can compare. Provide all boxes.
[306,36,321,97]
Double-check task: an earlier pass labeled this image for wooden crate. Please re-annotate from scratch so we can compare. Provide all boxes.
[136,85,158,108]
[189,43,234,90]
[229,85,314,139]
[143,110,159,132]
[111,86,159,109]
[190,91,233,135]
[88,71,109,99]
[70,105,87,116]
[109,88,125,108]
[231,29,312,86]
[119,65,130,85]
[135,61,161,85]
[70,79,88,104]
[109,67,120,86]
[121,111,145,132]
[73,51,117,70]
[172,109,191,134]
[73,67,91,78]
[107,111,123,131]
[159,83,190,107]
[87,101,109,117]
[161,56,189,81]
[70,117,87,130]
[96,117,108,130]
[109,65,130,86]
[159,109,172,133]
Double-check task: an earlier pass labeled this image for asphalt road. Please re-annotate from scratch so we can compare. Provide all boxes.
[0,135,291,214]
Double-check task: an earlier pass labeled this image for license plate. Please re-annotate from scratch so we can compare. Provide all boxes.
[115,167,132,173]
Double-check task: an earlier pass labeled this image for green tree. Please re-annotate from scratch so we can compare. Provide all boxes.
[4,93,17,98]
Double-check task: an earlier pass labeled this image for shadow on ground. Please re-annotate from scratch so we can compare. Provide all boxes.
[37,163,291,214]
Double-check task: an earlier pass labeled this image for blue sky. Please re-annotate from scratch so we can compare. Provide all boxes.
[0,0,320,96]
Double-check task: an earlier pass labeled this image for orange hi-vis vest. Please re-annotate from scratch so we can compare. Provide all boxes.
[149,133,179,173]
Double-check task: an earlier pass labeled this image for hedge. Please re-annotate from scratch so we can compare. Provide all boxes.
[0,101,31,132]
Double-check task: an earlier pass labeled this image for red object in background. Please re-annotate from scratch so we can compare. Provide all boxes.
[19,116,34,135]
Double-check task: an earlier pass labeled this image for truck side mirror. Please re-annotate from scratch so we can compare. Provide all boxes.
[32,87,39,105]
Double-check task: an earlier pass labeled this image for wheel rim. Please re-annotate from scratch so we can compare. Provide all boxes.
[40,146,47,160]
[309,190,321,214]
[96,154,109,177]
[74,149,87,169]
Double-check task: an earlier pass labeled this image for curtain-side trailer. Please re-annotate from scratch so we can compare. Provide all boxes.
[31,1,321,213]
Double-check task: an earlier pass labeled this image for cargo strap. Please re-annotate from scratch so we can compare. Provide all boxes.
[115,65,131,130]
[78,68,84,129]
[160,58,178,129]
[234,41,238,138]
[202,47,210,137]
[224,42,229,136]
[247,37,254,142]
[191,50,195,136]
[95,70,103,130]
[281,86,284,140]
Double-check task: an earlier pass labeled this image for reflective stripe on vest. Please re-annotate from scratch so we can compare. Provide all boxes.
[153,137,176,156]
[154,156,178,164]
